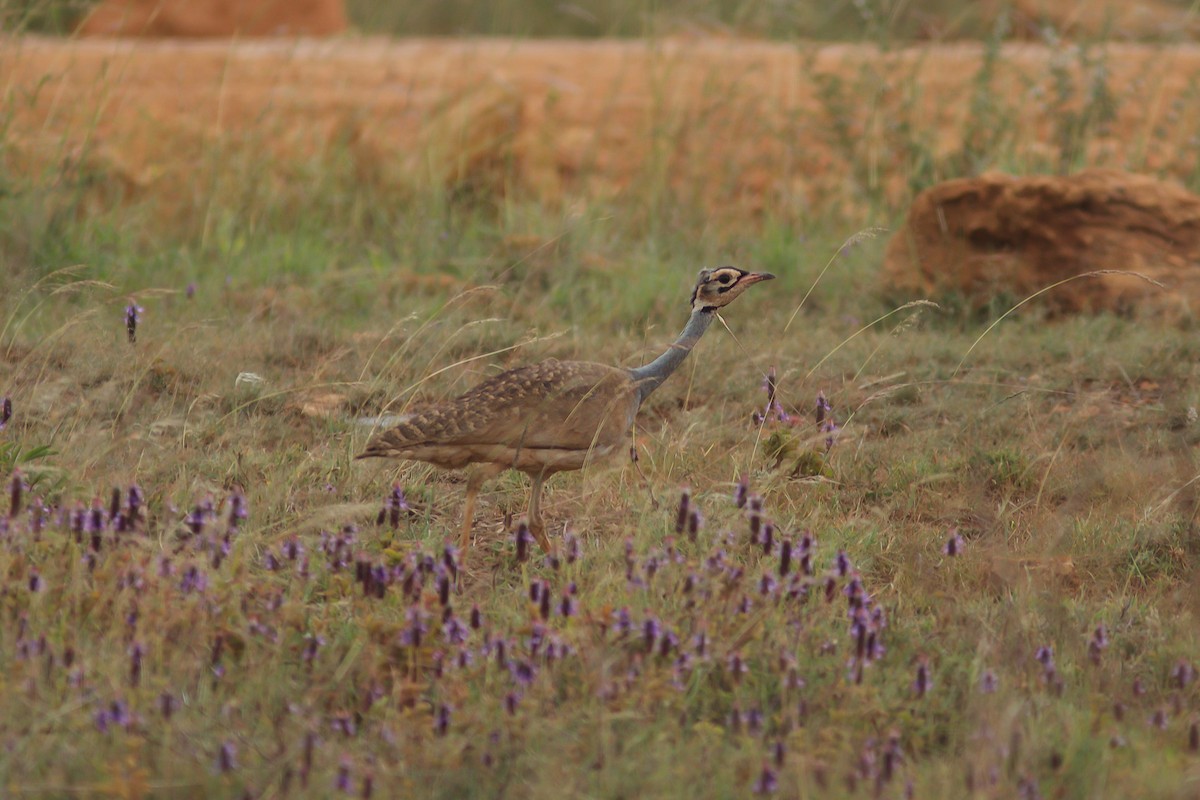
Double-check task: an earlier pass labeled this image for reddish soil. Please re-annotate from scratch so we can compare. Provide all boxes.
[884,169,1200,314]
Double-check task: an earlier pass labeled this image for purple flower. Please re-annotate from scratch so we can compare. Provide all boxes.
[1088,625,1109,665]
[434,704,451,737]
[302,635,325,664]
[822,420,839,452]
[124,302,144,344]
[942,529,965,556]
[129,642,144,686]
[1150,708,1169,730]
[400,606,428,647]
[185,282,196,299]
[514,522,532,562]
[380,484,409,529]
[565,532,581,563]
[642,617,661,652]
[179,565,207,594]
[912,656,932,698]
[227,489,248,527]
[1035,646,1054,670]
[0,396,11,431]
[7,470,21,518]
[675,488,691,535]
[727,651,748,682]
[764,366,778,406]
[753,763,778,794]
[734,474,749,509]
[335,757,353,793]
[216,741,237,773]
[442,615,469,645]
[834,550,851,577]
[510,660,537,688]
[28,567,42,593]
[979,669,999,694]
[1171,659,1196,689]
[815,392,831,425]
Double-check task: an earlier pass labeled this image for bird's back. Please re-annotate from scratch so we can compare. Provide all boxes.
[358,359,639,472]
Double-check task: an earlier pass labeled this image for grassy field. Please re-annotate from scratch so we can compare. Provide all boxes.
[4,9,1200,800]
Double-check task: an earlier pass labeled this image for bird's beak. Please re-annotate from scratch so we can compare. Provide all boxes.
[741,272,776,286]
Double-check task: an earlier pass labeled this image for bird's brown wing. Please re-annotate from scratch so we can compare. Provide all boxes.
[358,359,638,459]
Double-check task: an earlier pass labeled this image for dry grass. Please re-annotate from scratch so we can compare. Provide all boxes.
[7,35,1200,228]
[2,20,1200,800]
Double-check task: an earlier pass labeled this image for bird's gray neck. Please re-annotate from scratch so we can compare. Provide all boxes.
[629,309,715,404]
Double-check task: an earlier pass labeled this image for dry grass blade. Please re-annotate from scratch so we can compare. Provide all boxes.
[953,270,1167,376]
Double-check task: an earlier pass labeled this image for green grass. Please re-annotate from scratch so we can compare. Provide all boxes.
[3,9,1200,799]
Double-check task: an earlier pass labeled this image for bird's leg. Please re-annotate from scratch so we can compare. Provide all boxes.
[458,469,487,554]
[527,472,554,555]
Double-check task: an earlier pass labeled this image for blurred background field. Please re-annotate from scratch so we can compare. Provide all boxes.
[3,2,1200,798]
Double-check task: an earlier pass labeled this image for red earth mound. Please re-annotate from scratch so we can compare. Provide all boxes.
[883,169,1200,314]
[76,0,347,38]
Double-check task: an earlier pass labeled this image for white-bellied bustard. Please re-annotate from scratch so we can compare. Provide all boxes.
[357,267,774,554]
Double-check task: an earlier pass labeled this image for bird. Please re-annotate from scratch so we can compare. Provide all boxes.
[357,266,775,555]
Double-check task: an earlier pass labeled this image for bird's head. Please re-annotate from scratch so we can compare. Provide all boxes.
[690,266,776,313]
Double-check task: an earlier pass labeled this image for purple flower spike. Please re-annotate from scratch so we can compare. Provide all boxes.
[217,741,237,773]
[834,550,851,577]
[335,757,353,793]
[0,396,11,431]
[9,470,23,518]
[1171,659,1196,689]
[734,474,749,509]
[753,763,778,794]
[186,282,196,299]
[124,301,144,344]
[822,420,839,452]
[434,704,451,736]
[1088,625,1109,666]
[779,539,793,577]
[727,650,748,682]
[815,391,831,425]
[1035,646,1054,669]
[942,529,965,557]
[675,489,691,535]
[514,522,532,562]
[129,642,144,686]
[979,669,999,694]
[912,656,932,698]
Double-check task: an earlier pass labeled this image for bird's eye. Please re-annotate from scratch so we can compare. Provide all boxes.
[717,273,733,284]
